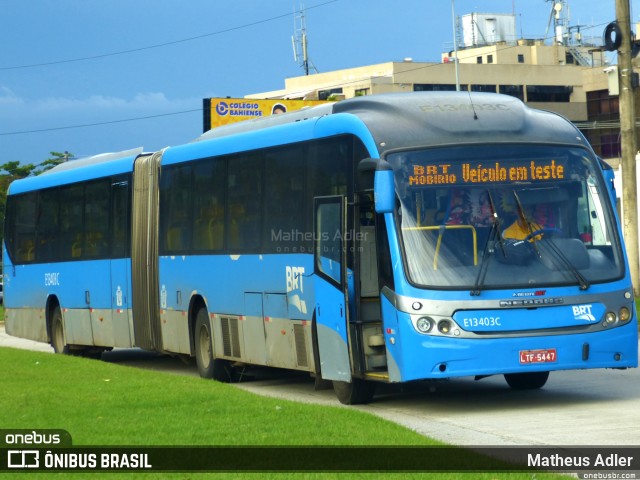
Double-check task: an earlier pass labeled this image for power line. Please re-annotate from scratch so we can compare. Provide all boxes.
[0,20,612,137]
[0,109,201,136]
[0,0,338,71]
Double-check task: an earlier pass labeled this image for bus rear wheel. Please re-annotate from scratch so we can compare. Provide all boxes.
[50,307,70,355]
[194,308,236,383]
[504,371,549,390]
[332,378,376,405]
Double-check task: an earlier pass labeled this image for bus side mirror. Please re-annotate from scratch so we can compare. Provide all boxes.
[374,160,395,213]
[356,158,378,191]
[598,156,617,205]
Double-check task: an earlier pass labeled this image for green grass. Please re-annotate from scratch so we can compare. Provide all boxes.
[2,348,428,446]
[0,347,568,479]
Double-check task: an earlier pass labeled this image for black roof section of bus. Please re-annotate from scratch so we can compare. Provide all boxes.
[331,92,588,153]
[195,92,589,155]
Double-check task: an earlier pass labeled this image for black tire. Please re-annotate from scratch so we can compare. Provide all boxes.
[504,371,549,390]
[50,306,70,354]
[194,308,236,382]
[333,378,376,405]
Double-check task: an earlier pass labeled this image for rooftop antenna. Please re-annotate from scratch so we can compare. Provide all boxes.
[545,0,569,45]
[292,3,318,75]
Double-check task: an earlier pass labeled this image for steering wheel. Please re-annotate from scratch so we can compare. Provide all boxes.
[524,227,563,242]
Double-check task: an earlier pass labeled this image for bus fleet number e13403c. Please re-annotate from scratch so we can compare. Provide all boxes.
[461,316,501,328]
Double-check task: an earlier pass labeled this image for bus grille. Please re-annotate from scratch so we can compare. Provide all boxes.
[221,317,241,358]
[294,324,308,367]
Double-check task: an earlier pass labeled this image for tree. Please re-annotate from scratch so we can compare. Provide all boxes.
[34,151,70,175]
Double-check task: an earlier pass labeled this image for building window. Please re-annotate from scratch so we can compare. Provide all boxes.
[526,85,572,102]
[355,88,369,96]
[587,89,619,120]
[583,89,621,159]
[487,55,493,64]
[471,84,497,93]
[476,56,483,64]
[499,84,524,100]
[414,84,466,92]
[518,54,525,63]
[318,88,343,100]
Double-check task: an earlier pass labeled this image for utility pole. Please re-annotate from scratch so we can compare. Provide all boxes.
[616,0,639,295]
[451,0,460,91]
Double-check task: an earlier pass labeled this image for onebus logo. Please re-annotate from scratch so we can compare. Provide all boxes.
[7,450,39,469]
[4,431,61,445]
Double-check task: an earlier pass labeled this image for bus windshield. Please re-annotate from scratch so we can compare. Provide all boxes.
[387,144,624,290]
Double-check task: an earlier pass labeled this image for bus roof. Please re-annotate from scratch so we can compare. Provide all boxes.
[333,92,590,154]
[7,147,142,195]
[195,92,591,157]
[42,147,144,175]
[8,92,591,196]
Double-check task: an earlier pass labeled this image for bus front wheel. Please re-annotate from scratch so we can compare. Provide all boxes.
[504,371,549,390]
[194,308,236,383]
[332,378,376,405]
[50,307,70,355]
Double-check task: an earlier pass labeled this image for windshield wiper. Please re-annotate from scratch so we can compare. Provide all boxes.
[512,191,589,290]
[538,238,591,290]
[488,190,506,257]
[471,191,503,296]
[512,191,541,258]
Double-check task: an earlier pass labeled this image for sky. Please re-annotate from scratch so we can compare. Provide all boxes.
[0,0,632,166]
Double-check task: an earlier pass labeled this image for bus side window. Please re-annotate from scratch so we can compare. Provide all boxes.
[11,192,38,263]
[111,177,130,259]
[17,239,35,262]
[264,146,306,253]
[227,153,263,251]
[160,165,193,254]
[59,185,84,261]
[193,159,225,252]
[36,189,60,262]
[83,180,110,259]
[194,205,224,250]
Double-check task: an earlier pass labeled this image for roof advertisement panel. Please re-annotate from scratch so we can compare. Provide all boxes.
[203,98,328,132]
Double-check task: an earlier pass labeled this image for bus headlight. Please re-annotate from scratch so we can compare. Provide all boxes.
[605,312,616,325]
[619,307,631,322]
[416,317,434,333]
[438,320,452,335]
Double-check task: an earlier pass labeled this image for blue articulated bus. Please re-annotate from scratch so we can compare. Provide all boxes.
[3,92,637,404]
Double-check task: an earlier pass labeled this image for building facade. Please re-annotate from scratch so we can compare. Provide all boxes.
[246,34,629,165]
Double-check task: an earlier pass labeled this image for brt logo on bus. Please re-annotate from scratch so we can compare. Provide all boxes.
[572,305,596,322]
[286,266,307,315]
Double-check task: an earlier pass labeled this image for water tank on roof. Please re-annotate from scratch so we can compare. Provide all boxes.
[461,13,516,47]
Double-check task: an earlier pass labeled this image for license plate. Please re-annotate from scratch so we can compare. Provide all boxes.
[519,348,557,364]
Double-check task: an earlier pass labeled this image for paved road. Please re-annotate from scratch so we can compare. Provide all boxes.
[2,325,639,446]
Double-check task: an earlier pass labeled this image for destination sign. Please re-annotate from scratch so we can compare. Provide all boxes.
[407,159,565,186]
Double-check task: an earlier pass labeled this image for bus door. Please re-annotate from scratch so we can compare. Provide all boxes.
[354,193,388,377]
[87,176,133,348]
[313,196,352,382]
[109,177,133,348]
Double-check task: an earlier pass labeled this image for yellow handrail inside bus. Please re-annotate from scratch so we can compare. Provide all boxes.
[402,225,478,270]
